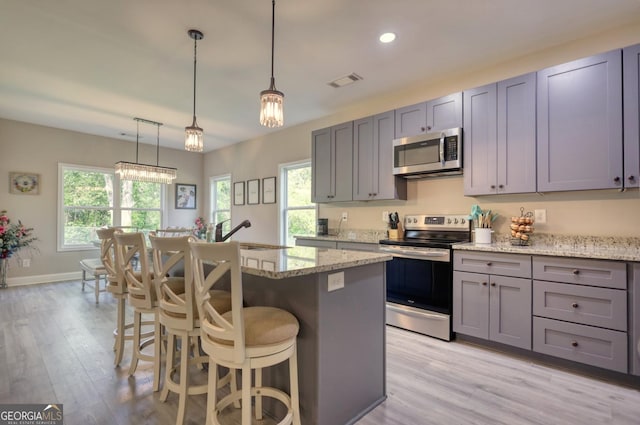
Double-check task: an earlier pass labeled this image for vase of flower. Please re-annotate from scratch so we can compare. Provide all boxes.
[0,258,7,289]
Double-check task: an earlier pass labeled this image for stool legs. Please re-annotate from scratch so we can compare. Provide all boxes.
[128,309,161,392]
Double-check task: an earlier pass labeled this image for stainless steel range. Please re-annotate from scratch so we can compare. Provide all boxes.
[379,214,471,340]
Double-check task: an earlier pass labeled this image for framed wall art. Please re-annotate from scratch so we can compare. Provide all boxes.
[175,183,197,209]
[262,176,276,204]
[247,179,260,205]
[9,172,40,195]
[234,181,245,205]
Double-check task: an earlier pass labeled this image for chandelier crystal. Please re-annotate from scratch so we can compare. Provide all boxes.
[185,29,204,152]
[115,118,177,184]
[259,0,284,128]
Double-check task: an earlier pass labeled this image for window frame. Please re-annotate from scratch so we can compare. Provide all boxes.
[210,173,232,232]
[57,163,165,252]
[278,159,317,247]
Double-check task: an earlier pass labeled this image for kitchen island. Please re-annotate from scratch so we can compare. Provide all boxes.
[235,244,392,425]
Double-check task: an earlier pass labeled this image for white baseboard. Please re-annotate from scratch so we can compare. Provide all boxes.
[6,271,81,287]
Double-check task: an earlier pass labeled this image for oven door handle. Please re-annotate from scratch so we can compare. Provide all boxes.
[379,247,450,262]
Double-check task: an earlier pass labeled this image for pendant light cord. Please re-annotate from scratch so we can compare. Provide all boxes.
[156,122,160,166]
[135,118,140,163]
[192,34,198,123]
[270,0,276,87]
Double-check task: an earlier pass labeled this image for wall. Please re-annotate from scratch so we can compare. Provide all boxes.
[203,20,640,241]
[0,118,203,283]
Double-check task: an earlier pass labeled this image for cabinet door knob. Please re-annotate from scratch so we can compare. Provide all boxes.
[571,302,579,309]
[614,176,621,183]
[426,125,432,131]
[572,269,580,275]
[372,193,377,196]
[490,282,496,287]
[421,126,426,132]
[482,282,488,286]
[571,341,579,348]
[490,185,496,189]
[486,262,492,266]
[629,175,636,182]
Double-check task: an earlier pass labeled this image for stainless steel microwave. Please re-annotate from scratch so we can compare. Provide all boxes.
[392,127,462,178]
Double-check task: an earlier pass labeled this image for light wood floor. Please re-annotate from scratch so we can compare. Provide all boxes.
[1,281,639,425]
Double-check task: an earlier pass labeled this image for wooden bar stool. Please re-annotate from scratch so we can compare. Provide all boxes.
[190,240,301,425]
[114,231,166,392]
[150,234,232,425]
[97,227,135,366]
[79,257,107,303]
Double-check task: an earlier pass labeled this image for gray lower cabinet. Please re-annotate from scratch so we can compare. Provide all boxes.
[353,111,406,201]
[463,73,536,195]
[537,49,623,192]
[453,252,532,350]
[295,238,380,253]
[631,263,640,376]
[394,92,462,138]
[623,43,640,189]
[312,121,353,202]
[532,256,628,373]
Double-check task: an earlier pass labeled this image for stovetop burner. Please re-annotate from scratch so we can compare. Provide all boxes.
[379,214,471,248]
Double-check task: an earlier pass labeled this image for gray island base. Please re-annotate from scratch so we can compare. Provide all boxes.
[234,246,391,425]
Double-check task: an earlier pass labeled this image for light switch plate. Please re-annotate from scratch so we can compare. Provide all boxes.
[534,209,547,224]
[327,271,345,292]
[382,211,389,222]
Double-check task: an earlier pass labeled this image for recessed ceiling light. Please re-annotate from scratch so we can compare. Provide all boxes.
[379,32,396,43]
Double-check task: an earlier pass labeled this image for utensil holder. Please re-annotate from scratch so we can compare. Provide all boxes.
[474,228,493,244]
[388,229,400,239]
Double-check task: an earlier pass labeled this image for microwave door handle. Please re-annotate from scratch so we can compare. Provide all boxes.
[439,132,445,165]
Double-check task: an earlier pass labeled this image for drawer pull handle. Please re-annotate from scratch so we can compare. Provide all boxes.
[482,282,487,286]
[571,341,579,348]
[486,262,492,266]
[572,269,580,275]
[571,302,579,309]
[490,282,496,287]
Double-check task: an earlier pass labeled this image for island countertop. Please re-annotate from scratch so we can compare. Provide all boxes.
[238,245,392,279]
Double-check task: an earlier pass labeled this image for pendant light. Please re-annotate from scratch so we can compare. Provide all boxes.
[115,118,177,184]
[259,0,284,128]
[185,29,204,152]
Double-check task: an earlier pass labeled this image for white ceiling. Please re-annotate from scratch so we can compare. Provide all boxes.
[2,0,640,152]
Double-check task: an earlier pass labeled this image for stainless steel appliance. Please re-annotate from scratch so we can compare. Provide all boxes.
[379,214,471,340]
[392,127,462,178]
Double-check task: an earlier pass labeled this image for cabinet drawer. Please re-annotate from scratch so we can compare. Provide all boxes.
[533,257,626,289]
[454,252,531,278]
[533,317,627,373]
[533,281,627,331]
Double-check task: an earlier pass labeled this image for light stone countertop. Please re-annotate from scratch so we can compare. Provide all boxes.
[239,245,392,279]
[453,234,640,262]
[295,229,388,244]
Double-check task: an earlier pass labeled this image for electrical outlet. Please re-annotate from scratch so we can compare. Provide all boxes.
[327,271,345,292]
[534,209,547,224]
[21,258,31,267]
[382,211,389,222]
[341,212,348,222]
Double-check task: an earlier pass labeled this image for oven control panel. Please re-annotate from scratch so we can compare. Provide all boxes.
[404,214,469,231]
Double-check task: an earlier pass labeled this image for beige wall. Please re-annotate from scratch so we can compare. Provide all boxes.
[201,20,640,242]
[2,20,640,283]
[0,119,202,282]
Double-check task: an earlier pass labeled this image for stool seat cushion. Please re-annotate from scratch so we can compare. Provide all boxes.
[215,306,299,347]
[163,290,231,320]
[80,258,106,274]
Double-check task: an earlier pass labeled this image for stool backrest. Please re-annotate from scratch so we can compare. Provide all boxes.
[114,231,154,309]
[190,240,245,363]
[154,228,194,237]
[149,234,195,330]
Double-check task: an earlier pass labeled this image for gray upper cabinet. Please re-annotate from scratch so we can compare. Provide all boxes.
[623,43,640,189]
[537,49,623,192]
[463,73,536,196]
[394,92,462,138]
[353,111,407,201]
[312,121,353,202]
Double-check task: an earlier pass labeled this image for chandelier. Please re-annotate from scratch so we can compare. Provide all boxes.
[259,0,284,128]
[115,118,177,184]
[185,29,204,152]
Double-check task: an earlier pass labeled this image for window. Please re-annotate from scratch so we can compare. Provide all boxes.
[210,174,231,235]
[279,161,316,246]
[58,163,164,251]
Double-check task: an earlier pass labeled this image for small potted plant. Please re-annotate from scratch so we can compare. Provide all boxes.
[0,210,38,288]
